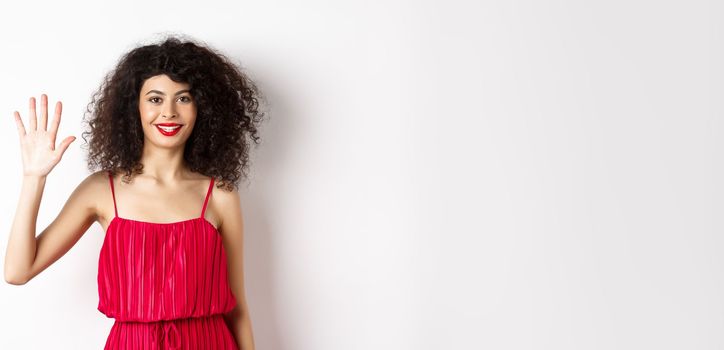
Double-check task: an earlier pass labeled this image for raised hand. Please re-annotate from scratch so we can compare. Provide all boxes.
[14,94,76,177]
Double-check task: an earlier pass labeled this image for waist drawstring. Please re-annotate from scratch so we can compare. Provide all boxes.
[151,320,181,349]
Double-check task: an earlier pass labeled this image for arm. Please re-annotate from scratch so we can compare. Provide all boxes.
[4,173,100,285]
[3,93,90,285]
[216,186,256,350]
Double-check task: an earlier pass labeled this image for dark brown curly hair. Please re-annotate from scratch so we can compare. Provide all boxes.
[80,34,265,191]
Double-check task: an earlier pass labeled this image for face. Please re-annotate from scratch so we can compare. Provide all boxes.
[138,74,197,148]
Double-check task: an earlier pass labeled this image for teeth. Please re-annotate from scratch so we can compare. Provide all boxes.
[158,125,181,132]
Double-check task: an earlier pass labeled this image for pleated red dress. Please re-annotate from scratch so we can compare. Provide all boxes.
[98,171,239,349]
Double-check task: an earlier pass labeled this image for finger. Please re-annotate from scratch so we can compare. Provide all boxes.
[29,96,37,131]
[14,111,27,136]
[40,94,48,131]
[56,136,76,157]
[49,101,62,144]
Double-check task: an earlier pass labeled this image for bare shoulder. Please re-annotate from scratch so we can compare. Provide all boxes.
[71,170,113,222]
[211,182,239,205]
[82,169,112,188]
[210,182,244,235]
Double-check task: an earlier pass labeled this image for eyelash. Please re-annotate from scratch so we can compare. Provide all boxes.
[148,96,192,104]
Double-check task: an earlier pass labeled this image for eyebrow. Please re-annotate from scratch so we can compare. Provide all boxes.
[144,89,191,96]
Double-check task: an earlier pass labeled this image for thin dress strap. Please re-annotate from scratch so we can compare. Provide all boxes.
[108,171,118,218]
[200,177,215,219]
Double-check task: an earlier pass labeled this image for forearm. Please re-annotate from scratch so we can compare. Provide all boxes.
[225,303,256,350]
[4,175,46,284]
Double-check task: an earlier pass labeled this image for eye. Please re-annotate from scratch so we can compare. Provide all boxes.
[148,97,162,104]
[178,95,192,103]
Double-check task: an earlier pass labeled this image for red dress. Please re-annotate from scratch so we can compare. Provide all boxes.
[98,171,239,349]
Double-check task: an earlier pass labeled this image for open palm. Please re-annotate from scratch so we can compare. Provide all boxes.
[14,94,76,177]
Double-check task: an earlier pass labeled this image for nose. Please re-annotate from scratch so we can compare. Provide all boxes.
[162,101,177,119]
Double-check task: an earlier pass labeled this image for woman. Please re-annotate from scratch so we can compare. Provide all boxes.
[4,35,263,350]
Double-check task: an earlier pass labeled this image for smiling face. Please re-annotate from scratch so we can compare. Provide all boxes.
[138,74,197,148]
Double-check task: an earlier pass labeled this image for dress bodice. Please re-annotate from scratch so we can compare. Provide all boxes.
[97,172,237,322]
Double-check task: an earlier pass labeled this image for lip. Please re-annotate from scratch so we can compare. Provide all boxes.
[155,123,183,127]
[155,123,183,136]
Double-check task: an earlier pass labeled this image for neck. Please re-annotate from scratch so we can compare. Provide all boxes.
[138,143,188,183]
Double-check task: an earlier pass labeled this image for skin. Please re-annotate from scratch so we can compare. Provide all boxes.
[3,75,256,350]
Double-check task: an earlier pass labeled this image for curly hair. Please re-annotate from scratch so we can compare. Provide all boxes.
[80,34,265,191]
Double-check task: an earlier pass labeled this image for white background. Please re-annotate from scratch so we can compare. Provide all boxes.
[0,0,721,349]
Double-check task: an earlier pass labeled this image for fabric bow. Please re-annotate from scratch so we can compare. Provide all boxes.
[150,320,181,349]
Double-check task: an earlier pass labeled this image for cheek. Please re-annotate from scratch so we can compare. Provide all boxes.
[183,104,197,116]
[139,106,156,121]
[183,106,198,122]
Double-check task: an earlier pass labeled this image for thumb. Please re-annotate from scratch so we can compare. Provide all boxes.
[56,136,76,157]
